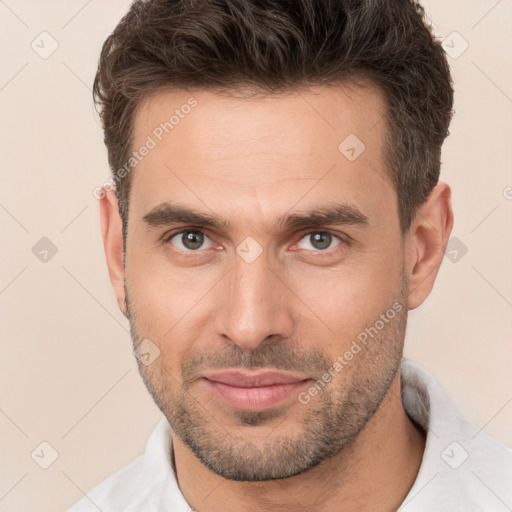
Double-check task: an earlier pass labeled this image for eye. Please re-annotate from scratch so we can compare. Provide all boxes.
[165,230,214,252]
[296,231,343,252]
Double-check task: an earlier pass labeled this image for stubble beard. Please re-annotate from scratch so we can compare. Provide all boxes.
[125,276,408,481]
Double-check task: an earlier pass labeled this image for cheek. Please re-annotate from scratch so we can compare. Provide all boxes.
[127,245,208,314]
[294,256,403,348]
[125,253,217,359]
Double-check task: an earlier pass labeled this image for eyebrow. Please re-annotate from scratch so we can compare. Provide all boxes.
[142,202,370,232]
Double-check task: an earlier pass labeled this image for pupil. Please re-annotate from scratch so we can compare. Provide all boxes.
[183,231,203,250]
[311,232,331,250]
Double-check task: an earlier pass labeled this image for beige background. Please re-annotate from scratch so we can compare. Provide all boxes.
[0,1,511,511]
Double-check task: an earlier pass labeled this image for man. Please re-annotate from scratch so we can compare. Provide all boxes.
[69,0,512,510]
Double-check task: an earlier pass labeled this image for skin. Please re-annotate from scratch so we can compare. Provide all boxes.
[99,83,453,511]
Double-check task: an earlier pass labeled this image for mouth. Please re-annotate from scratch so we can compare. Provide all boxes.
[201,370,311,411]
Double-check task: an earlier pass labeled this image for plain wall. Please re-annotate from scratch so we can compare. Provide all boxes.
[0,1,510,511]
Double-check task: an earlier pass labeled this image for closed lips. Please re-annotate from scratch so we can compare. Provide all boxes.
[202,370,310,387]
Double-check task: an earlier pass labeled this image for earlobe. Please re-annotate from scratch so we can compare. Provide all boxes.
[405,182,453,310]
[99,187,127,316]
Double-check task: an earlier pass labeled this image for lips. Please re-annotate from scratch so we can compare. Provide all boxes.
[202,370,311,411]
[203,370,309,387]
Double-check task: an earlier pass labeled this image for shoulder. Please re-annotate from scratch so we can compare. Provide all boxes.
[400,358,512,511]
[65,417,184,512]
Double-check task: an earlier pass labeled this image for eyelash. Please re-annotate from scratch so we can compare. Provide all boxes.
[163,228,348,257]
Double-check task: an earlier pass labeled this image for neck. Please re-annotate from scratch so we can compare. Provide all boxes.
[172,371,426,512]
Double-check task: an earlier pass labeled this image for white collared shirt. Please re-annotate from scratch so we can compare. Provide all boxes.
[67,358,512,511]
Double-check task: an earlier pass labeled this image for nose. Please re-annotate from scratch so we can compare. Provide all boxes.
[213,247,295,351]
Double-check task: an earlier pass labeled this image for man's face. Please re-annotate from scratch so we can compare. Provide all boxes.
[124,84,408,480]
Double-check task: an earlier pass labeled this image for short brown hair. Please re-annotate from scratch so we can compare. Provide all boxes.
[93,0,454,243]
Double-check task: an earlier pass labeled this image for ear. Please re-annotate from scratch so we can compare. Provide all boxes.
[405,182,453,310]
[99,187,127,316]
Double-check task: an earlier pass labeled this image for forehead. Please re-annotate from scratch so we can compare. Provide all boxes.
[128,83,396,231]
[133,82,386,155]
